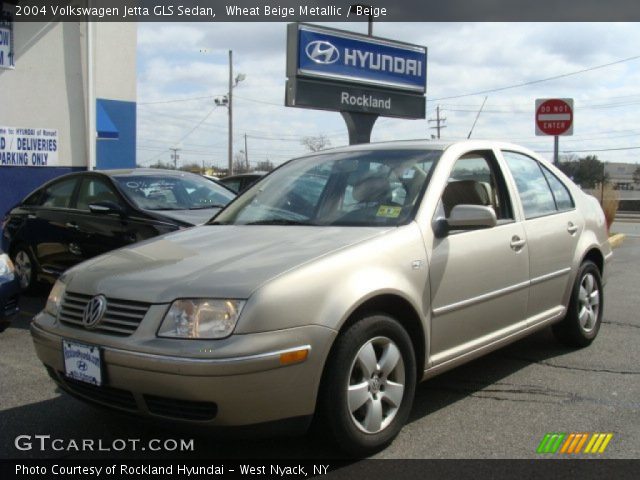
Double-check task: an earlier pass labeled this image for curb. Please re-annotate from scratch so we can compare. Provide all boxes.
[609,233,626,249]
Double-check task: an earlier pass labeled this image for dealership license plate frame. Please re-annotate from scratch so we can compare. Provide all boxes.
[62,340,103,386]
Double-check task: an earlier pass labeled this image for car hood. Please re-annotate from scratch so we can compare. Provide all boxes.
[65,225,390,303]
[148,208,221,226]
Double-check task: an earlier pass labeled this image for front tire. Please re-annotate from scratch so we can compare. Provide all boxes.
[318,314,416,456]
[552,260,603,347]
[12,247,36,292]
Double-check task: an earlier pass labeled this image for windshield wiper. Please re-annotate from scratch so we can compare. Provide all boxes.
[245,219,315,226]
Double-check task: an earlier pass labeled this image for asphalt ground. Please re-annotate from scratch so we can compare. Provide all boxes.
[1,239,638,460]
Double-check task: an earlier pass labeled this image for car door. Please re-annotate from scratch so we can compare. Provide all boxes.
[428,149,530,363]
[28,176,82,275]
[500,150,580,318]
[67,176,139,262]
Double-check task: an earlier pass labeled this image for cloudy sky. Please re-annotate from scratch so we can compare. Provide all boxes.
[136,22,640,170]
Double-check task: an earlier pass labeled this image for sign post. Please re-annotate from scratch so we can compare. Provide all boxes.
[535,98,574,165]
[286,23,427,145]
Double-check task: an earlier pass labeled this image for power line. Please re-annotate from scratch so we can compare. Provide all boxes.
[138,95,222,106]
[540,145,640,153]
[431,54,640,101]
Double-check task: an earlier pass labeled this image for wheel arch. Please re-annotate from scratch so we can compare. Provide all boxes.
[331,293,426,380]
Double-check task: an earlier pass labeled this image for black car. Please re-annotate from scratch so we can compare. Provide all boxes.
[219,172,267,193]
[0,250,20,331]
[2,169,236,290]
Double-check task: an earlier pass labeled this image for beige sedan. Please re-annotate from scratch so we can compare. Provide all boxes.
[32,140,611,455]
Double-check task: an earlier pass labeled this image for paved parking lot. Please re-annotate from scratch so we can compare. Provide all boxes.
[1,238,638,459]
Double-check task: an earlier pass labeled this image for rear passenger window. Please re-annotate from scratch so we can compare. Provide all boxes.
[541,166,574,211]
[40,178,78,209]
[502,151,557,219]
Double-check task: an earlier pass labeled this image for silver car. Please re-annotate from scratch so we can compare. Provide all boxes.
[31,140,611,454]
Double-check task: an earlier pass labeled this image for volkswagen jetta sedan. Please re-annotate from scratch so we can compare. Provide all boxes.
[31,140,611,454]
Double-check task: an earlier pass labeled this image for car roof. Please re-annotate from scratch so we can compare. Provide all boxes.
[95,168,202,177]
[296,139,539,154]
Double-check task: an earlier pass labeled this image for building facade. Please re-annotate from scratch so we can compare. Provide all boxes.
[0,6,137,217]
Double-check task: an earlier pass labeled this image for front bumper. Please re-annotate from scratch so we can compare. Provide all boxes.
[0,279,20,324]
[31,316,336,426]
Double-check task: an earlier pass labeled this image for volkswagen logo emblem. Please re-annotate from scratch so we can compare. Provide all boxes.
[305,40,340,64]
[82,295,107,329]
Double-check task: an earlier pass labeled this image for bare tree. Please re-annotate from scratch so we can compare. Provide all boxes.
[633,165,640,185]
[301,135,332,152]
[232,150,249,174]
[255,160,275,172]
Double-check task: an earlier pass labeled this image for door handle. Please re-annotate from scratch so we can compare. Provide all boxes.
[567,222,578,235]
[65,222,79,230]
[510,235,526,251]
[27,214,37,219]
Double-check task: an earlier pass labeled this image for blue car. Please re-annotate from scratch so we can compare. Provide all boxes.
[0,250,20,331]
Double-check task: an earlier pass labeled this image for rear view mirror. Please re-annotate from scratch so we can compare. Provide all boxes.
[89,201,123,215]
[433,204,497,238]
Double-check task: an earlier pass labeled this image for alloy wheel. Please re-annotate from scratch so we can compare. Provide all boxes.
[347,336,406,434]
[578,272,600,333]
[14,250,32,289]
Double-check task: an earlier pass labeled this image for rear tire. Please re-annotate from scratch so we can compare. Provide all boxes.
[317,314,416,456]
[552,261,603,348]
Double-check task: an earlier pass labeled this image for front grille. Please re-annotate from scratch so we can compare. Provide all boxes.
[144,394,218,421]
[59,291,150,336]
[60,374,138,411]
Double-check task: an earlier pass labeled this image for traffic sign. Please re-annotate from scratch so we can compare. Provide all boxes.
[535,98,573,136]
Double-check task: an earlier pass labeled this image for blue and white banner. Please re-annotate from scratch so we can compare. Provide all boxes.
[0,126,59,167]
[296,25,426,93]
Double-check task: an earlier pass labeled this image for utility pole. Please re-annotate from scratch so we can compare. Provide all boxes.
[244,134,249,171]
[170,148,180,169]
[428,105,446,139]
[228,49,233,176]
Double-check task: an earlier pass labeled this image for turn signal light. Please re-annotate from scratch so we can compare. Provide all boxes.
[279,349,309,366]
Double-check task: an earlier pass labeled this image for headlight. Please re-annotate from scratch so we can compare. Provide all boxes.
[45,280,66,317]
[0,253,15,280]
[158,299,245,339]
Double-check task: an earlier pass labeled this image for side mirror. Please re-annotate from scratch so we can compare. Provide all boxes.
[88,201,123,215]
[433,204,497,238]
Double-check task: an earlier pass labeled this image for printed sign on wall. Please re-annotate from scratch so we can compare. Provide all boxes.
[0,10,14,69]
[0,126,59,167]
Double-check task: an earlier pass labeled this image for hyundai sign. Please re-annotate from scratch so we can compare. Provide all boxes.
[286,23,427,119]
[296,25,426,92]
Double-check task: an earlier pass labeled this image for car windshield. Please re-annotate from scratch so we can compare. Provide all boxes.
[113,174,236,211]
[211,149,441,227]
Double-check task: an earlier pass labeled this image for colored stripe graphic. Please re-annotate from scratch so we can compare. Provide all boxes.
[584,433,614,454]
[537,433,565,453]
[539,433,614,454]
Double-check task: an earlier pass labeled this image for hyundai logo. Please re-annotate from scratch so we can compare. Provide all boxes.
[305,40,340,64]
[82,295,107,329]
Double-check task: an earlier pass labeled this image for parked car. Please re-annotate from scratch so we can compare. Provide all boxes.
[31,140,611,455]
[0,250,20,331]
[3,169,235,290]
[219,172,267,193]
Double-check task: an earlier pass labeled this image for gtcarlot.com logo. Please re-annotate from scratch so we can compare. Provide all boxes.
[537,432,613,454]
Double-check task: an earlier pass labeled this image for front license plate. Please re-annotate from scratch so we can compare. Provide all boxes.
[63,340,102,386]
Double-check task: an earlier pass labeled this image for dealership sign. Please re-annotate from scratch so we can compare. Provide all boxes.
[0,126,59,167]
[286,23,427,119]
[296,24,426,92]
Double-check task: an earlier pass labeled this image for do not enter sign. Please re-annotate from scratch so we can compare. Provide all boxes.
[535,98,573,136]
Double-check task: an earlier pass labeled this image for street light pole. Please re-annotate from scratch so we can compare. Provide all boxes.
[228,49,233,176]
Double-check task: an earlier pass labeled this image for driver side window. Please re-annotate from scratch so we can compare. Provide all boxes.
[439,151,513,223]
